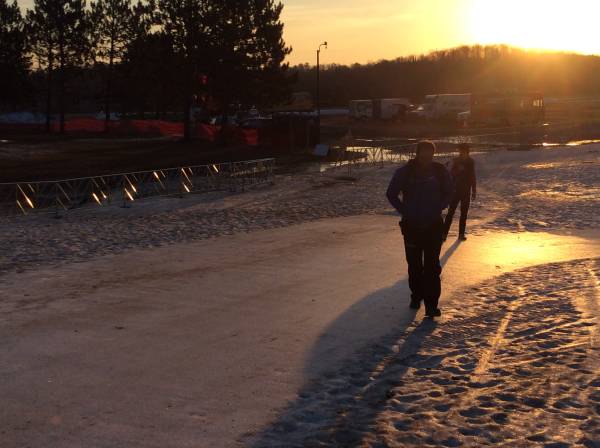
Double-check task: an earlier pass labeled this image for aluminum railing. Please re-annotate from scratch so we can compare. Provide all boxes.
[324,119,600,175]
[0,158,275,216]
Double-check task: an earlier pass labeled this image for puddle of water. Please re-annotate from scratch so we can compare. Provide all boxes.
[304,134,600,174]
[525,162,563,169]
[315,145,467,173]
[317,146,415,172]
[519,185,600,201]
[525,159,598,170]
[541,140,600,147]
[565,139,600,146]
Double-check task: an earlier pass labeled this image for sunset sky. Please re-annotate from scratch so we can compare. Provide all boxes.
[282,0,600,64]
[17,0,600,65]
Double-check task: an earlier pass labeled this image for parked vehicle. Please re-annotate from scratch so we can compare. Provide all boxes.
[469,93,545,126]
[407,104,428,120]
[422,94,471,120]
[374,98,410,120]
[349,98,410,120]
[349,100,374,120]
[210,115,239,126]
[95,111,121,121]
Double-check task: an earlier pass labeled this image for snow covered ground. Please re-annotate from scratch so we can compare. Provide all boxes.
[252,256,600,447]
[1,145,598,276]
[0,144,599,447]
[476,146,600,231]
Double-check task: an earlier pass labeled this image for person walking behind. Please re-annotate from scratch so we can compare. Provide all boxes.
[443,143,477,241]
[386,141,454,318]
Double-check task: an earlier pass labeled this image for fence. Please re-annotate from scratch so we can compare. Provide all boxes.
[0,118,260,146]
[3,120,598,216]
[324,140,473,175]
[0,158,275,217]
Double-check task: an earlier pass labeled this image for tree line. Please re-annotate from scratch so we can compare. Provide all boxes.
[0,0,292,139]
[292,45,600,107]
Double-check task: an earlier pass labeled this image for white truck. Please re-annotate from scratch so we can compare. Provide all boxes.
[349,98,410,120]
[349,100,373,119]
[422,94,471,120]
[375,98,410,120]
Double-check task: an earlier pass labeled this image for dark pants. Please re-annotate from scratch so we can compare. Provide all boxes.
[401,219,443,312]
[444,191,471,237]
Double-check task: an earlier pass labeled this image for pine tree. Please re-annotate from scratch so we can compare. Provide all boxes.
[206,0,291,145]
[210,0,292,111]
[156,0,213,140]
[0,0,30,111]
[119,0,173,118]
[26,0,57,131]
[129,0,156,42]
[248,0,293,107]
[155,0,292,141]
[56,0,89,134]
[27,0,89,134]
[89,0,155,124]
[121,33,180,119]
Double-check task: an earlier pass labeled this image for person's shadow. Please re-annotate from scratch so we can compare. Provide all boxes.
[441,238,462,267]
[246,241,462,447]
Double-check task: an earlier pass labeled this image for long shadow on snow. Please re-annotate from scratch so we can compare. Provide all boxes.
[246,240,462,447]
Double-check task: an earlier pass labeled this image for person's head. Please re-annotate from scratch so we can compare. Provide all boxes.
[458,143,470,157]
[416,140,436,166]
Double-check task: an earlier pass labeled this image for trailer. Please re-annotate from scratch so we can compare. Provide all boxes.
[349,100,374,120]
[469,93,545,126]
[373,98,411,120]
[349,98,410,120]
[422,94,471,120]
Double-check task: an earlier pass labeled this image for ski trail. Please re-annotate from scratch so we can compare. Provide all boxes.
[472,287,523,377]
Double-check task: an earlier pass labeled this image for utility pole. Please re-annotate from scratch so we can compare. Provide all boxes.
[316,41,327,144]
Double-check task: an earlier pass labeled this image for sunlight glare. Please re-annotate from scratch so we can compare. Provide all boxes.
[468,0,600,55]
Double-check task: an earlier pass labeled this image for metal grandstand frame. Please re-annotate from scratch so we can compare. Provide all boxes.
[0,158,275,216]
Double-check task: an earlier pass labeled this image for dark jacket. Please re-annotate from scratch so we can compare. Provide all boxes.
[451,156,477,196]
[386,160,454,227]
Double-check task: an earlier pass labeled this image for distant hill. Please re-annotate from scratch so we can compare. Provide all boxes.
[292,45,600,106]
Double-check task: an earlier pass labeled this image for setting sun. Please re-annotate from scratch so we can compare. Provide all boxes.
[279,0,600,65]
[468,0,600,55]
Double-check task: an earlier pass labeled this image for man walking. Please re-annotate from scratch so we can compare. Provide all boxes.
[386,141,454,318]
[443,143,477,241]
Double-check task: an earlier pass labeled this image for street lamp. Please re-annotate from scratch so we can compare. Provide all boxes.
[316,41,327,144]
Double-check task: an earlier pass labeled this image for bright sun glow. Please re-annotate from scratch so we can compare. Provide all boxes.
[468,0,600,55]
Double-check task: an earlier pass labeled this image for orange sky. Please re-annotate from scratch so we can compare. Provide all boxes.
[17,0,600,65]
[281,0,600,65]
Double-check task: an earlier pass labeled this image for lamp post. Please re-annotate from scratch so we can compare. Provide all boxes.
[316,41,327,144]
